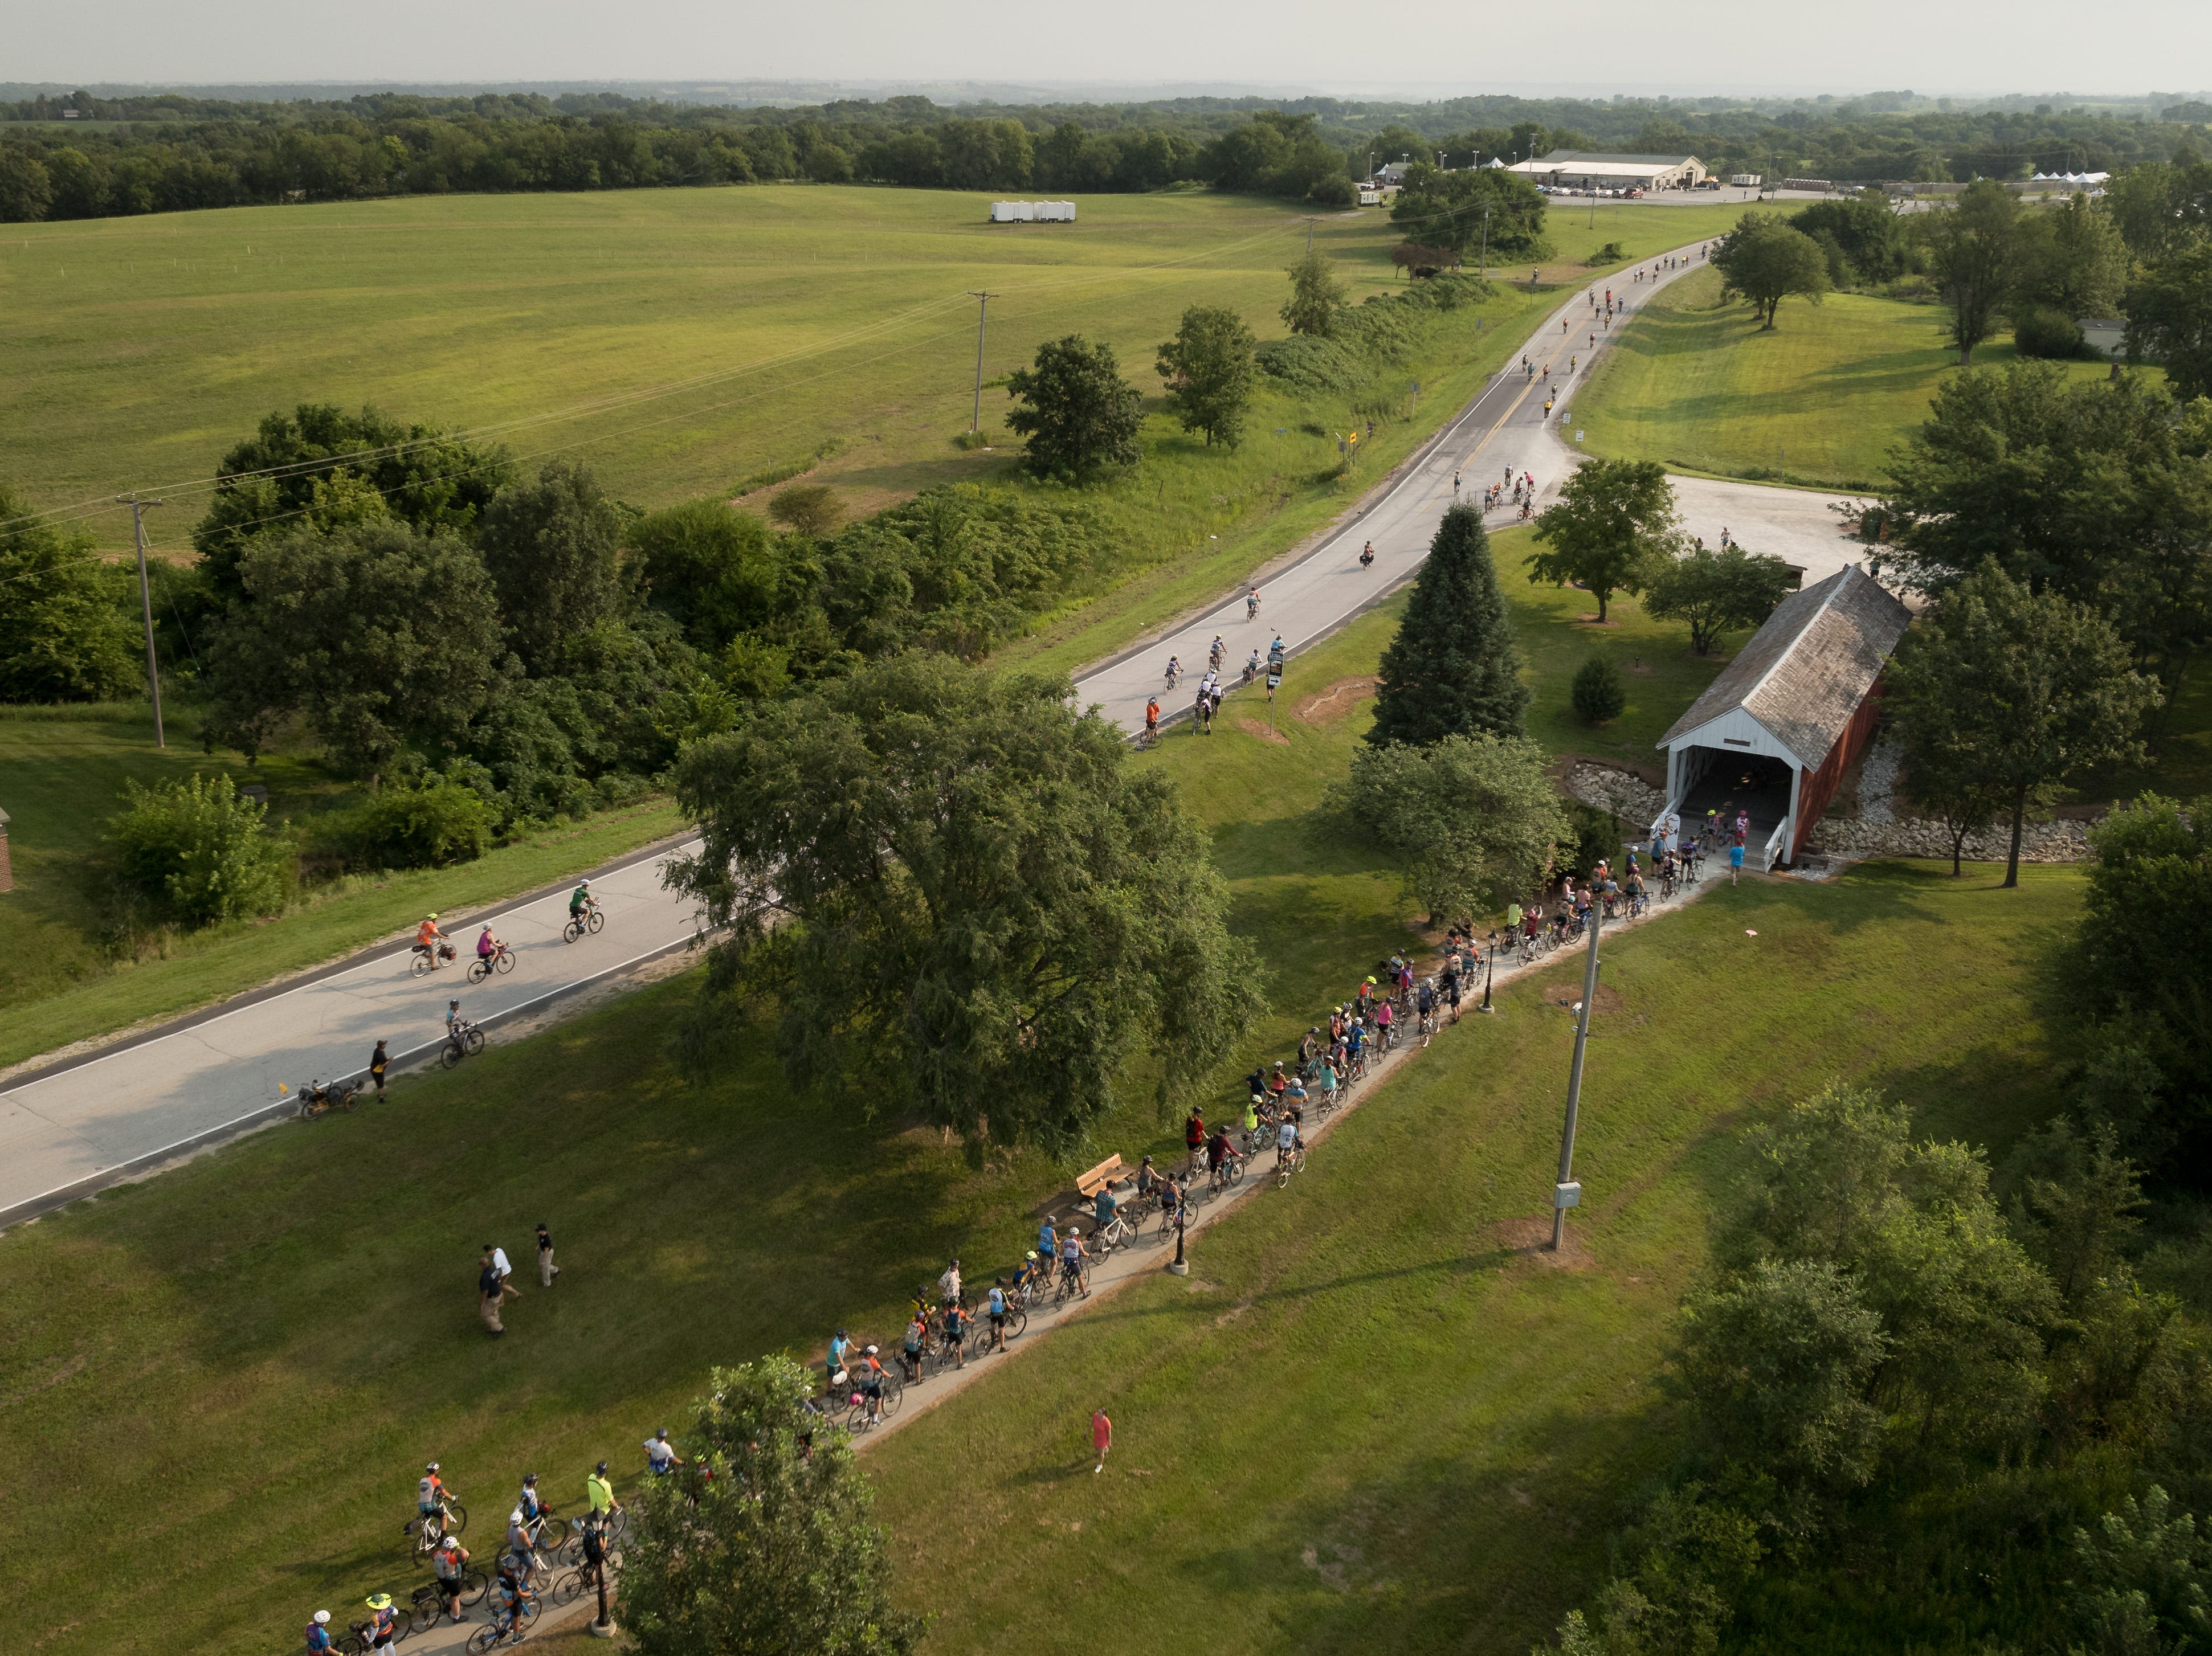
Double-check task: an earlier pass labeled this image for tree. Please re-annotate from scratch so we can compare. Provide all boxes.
[1640,545,1797,655]
[1924,179,2019,364]
[621,1356,923,1656]
[1004,334,1145,483]
[1570,655,1626,724]
[1710,214,1831,329]
[2124,237,2212,403]
[2067,1488,2212,1656]
[1280,250,1348,338]
[2014,191,2129,318]
[1334,733,1569,925]
[202,523,507,778]
[1155,305,1257,449]
[1387,163,1548,260]
[1876,365,2212,681]
[0,483,140,702]
[630,498,813,657]
[767,483,846,539]
[473,460,626,676]
[664,653,1263,1157]
[1367,504,1529,745]
[1789,195,1908,285]
[1885,563,2157,886]
[191,403,515,599]
[1527,459,1678,623]
[107,772,287,927]
[1676,1258,1888,1493]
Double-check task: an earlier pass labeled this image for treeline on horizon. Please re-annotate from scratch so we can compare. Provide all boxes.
[1,83,2209,225]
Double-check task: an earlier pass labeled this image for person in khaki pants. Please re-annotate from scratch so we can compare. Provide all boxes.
[537,1223,561,1289]
[479,1246,517,1336]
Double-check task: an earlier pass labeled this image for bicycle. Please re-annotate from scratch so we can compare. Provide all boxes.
[1051,1260,1091,1306]
[296,1078,358,1121]
[1207,1152,1246,1196]
[561,905,605,944]
[403,1503,470,1556]
[550,1550,622,1607]
[465,1596,540,1654]
[467,944,516,984]
[441,1020,487,1069]
[411,1572,487,1632]
[346,1617,414,1653]
[1275,1146,1307,1188]
[1093,1212,1141,1258]
[410,942,458,977]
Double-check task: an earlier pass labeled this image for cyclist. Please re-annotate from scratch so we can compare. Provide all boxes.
[1094,1177,1118,1234]
[413,913,449,968]
[1241,1094,1261,1145]
[1207,1123,1236,1183]
[517,1473,551,1552]
[1038,1215,1059,1260]
[476,923,503,966]
[1374,996,1394,1049]
[505,1506,541,1580]
[643,1429,680,1475]
[446,1000,465,1042]
[1417,978,1437,1040]
[941,1301,969,1369]
[417,1462,456,1539]
[363,1592,401,1654]
[1276,1105,1304,1169]
[1208,635,1225,672]
[937,1257,962,1311]
[1058,1225,1091,1298]
[432,1534,471,1624]
[1315,1053,1340,1109]
[855,1346,889,1416]
[1136,1154,1163,1203]
[568,878,595,929]
[489,1568,534,1647]
[983,1279,1009,1350]
[1246,588,1260,620]
[1143,696,1160,745]
[826,1328,853,1388]
[1184,1106,1206,1166]
[1360,539,1376,569]
[586,1460,622,1524]
[1244,647,1262,684]
[305,1610,336,1653]
[1268,633,1285,667]
[901,1307,927,1379]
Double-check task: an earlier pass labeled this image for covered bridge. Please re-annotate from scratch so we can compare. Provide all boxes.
[1651,565,1911,869]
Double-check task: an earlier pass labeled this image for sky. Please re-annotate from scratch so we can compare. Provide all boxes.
[9,0,2210,100]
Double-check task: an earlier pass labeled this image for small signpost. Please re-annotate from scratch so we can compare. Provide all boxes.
[1266,668,1282,730]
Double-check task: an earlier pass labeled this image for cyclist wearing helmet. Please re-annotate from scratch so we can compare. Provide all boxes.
[517,1473,549,1550]
[505,1506,542,1579]
[1058,1224,1090,1297]
[433,1534,471,1623]
[477,922,503,962]
[305,1610,336,1653]
[586,1461,621,1522]
[644,1429,680,1475]
[569,880,594,923]
[413,913,450,968]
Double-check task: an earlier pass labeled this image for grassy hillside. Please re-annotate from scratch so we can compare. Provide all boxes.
[1573,264,2138,492]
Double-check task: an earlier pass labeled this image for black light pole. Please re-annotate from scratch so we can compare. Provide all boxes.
[1166,1196,1189,1276]
[1480,931,1498,1013]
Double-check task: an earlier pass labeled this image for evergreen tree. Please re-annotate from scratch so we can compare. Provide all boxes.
[1366,504,1529,746]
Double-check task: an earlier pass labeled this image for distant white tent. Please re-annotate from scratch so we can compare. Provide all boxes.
[990,200,1075,223]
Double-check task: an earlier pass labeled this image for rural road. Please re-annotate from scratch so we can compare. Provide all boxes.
[0,226,1854,1229]
[0,843,705,1226]
[1070,230,1872,736]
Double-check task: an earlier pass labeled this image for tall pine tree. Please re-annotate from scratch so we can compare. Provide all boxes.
[1367,504,1529,746]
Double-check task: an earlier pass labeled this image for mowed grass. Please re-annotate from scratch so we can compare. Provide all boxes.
[0,697,684,1072]
[1573,264,2138,492]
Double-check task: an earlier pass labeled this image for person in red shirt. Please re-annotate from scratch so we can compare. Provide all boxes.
[1092,1408,1112,1474]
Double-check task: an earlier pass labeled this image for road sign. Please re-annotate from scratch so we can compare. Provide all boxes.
[1266,672,1282,690]
[1576,429,1585,441]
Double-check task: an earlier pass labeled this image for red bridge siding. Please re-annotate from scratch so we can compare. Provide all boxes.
[1791,676,1885,861]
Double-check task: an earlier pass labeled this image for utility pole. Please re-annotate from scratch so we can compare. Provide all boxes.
[1480,205,1491,279]
[1550,904,1603,1250]
[116,492,165,747]
[965,291,997,434]
[1303,216,1317,253]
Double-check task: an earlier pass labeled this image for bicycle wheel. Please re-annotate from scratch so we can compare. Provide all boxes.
[410,951,434,978]
[445,1502,468,1535]
[466,1625,502,1656]
[410,1591,442,1634]
[562,919,583,944]
[1005,1307,1029,1341]
[1229,1158,1246,1185]
[586,910,604,934]
[340,1085,360,1114]
[496,948,516,975]
[464,1028,485,1057]
[440,1039,464,1070]
[461,1568,488,1607]
[552,1569,586,1607]
[467,958,491,985]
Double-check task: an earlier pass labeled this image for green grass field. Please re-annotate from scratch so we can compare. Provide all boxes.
[2,574,2074,1655]
[1573,264,2136,492]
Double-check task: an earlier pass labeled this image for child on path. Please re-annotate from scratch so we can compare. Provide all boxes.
[1092,1408,1112,1474]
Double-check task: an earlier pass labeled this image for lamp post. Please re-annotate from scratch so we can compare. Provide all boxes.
[1166,1194,1189,1276]
[1550,903,1603,1250]
[1479,931,1498,1013]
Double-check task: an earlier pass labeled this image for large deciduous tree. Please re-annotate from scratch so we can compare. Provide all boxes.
[1925,179,2019,364]
[1368,503,1528,745]
[473,459,627,676]
[665,653,1262,1157]
[2124,236,2212,403]
[1280,250,1349,338]
[1885,563,2157,887]
[1387,163,1548,261]
[1640,543,1797,655]
[1711,213,1831,329]
[1005,334,1145,483]
[202,522,506,778]
[1527,460,1678,624]
[1156,305,1257,448]
[1335,733,1568,925]
[621,1356,922,1656]
[0,483,140,702]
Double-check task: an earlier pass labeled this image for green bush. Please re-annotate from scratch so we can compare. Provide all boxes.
[108,772,288,927]
[1570,654,1627,724]
[1587,240,1626,265]
[2013,305,2089,359]
[318,776,495,872]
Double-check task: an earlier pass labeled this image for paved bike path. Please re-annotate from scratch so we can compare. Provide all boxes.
[0,842,707,1227]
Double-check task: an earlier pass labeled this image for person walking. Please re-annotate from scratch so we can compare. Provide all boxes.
[536,1223,559,1288]
[368,1040,389,1100]
[491,1242,516,1289]
[478,1248,511,1338]
[1729,840,1745,885]
[1092,1407,1113,1474]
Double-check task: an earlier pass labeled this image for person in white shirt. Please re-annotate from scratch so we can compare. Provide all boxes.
[937,1259,962,1308]
[492,1245,515,1285]
[643,1429,679,1475]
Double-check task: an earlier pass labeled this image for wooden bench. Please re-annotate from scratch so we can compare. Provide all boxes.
[1075,1154,1124,1199]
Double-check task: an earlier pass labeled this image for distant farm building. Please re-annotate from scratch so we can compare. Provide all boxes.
[1507,150,1708,191]
[989,201,1076,223]
[1653,566,1911,870]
